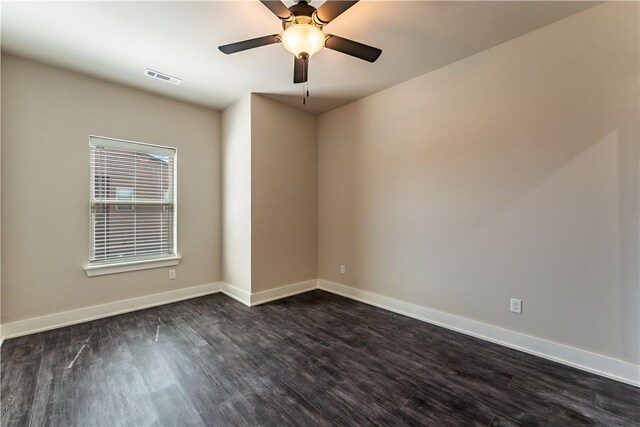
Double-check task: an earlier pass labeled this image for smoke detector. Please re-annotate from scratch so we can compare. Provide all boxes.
[145,69,181,85]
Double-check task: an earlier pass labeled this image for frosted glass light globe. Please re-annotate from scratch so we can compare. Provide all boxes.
[281,24,325,58]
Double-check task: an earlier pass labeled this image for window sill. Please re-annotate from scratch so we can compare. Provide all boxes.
[85,256,181,277]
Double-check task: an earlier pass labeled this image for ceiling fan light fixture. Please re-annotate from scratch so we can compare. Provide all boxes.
[281,24,325,58]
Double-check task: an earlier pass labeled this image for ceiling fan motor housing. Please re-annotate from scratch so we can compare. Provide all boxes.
[285,1,318,26]
[283,1,332,30]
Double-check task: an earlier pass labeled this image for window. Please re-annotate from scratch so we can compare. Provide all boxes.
[115,187,134,211]
[86,136,178,276]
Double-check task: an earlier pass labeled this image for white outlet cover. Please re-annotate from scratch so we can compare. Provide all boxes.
[340,264,346,274]
[169,269,176,280]
[510,298,522,314]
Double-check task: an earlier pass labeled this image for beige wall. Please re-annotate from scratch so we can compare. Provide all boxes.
[318,2,639,363]
[0,55,2,327]
[251,94,317,292]
[1,54,221,323]
[221,95,252,292]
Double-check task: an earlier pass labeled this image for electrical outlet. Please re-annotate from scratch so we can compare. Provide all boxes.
[510,298,522,314]
[169,269,176,280]
[340,264,346,274]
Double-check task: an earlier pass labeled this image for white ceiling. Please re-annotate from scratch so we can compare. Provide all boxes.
[1,1,598,114]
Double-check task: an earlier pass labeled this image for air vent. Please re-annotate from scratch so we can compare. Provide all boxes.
[145,69,181,85]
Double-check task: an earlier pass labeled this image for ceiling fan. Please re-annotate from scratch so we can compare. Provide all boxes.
[218,0,382,86]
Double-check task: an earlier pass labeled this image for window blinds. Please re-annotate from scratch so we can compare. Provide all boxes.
[89,136,176,264]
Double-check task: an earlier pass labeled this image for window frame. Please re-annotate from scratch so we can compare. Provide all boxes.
[84,135,180,276]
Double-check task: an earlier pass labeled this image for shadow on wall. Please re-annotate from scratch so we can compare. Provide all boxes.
[348,83,636,357]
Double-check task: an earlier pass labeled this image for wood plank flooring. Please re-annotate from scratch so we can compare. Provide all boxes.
[2,290,639,426]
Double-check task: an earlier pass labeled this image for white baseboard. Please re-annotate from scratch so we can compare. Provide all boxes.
[219,279,318,307]
[250,279,318,306]
[220,283,252,306]
[0,279,316,343]
[318,279,640,387]
[0,282,222,341]
[3,276,637,388]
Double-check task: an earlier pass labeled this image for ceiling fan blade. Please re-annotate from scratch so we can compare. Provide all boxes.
[325,34,382,63]
[294,56,308,84]
[218,35,280,54]
[314,0,358,24]
[260,0,293,20]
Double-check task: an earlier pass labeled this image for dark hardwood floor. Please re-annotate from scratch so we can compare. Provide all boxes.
[2,290,639,426]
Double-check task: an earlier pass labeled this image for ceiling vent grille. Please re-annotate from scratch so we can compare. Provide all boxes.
[145,69,181,85]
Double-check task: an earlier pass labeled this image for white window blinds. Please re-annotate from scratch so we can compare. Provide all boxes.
[89,136,176,265]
